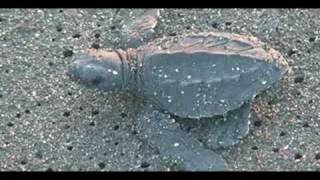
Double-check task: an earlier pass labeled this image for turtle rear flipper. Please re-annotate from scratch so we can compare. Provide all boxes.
[177,102,251,150]
[136,106,227,171]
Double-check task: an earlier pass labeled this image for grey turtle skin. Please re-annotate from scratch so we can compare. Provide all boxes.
[68,32,289,171]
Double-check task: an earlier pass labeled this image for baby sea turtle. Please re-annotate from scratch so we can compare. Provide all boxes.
[67,10,289,171]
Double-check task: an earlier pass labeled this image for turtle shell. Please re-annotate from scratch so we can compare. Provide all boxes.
[139,32,289,119]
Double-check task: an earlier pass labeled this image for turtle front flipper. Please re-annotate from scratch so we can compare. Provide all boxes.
[136,106,227,171]
[120,9,160,48]
[177,102,251,150]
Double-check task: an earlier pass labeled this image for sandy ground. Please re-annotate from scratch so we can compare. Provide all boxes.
[1,8,320,171]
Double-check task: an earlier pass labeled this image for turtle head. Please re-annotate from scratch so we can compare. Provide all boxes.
[68,49,125,91]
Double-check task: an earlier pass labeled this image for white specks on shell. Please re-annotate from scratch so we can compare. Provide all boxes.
[108,69,112,72]
[175,68,179,72]
[174,143,180,147]
[220,99,225,103]
[164,74,168,78]
[212,64,216,67]
[222,115,228,122]
[85,64,95,69]
[236,67,240,71]
[153,92,157,96]
[180,90,185,94]
[261,80,267,85]
[112,70,118,75]
[187,75,192,79]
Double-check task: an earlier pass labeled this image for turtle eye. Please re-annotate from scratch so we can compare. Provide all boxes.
[79,63,109,86]
[90,75,104,86]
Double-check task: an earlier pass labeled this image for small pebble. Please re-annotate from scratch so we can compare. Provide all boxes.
[56,25,63,32]
[288,49,297,57]
[169,32,177,36]
[294,76,304,83]
[253,120,262,127]
[212,22,219,28]
[63,111,71,117]
[113,125,119,130]
[309,37,316,42]
[280,131,286,136]
[140,162,150,168]
[98,162,106,169]
[273,148,279,153]
[294,153,302,160]
[120,112,127,118]
[225,22,232,26]
[72,33,81,38]
[16,113,21,118]
[63,49,73,58]
[91,43,100,49]
[67,146,73,151]
[94,33,100,38]
[92,110,99,116]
